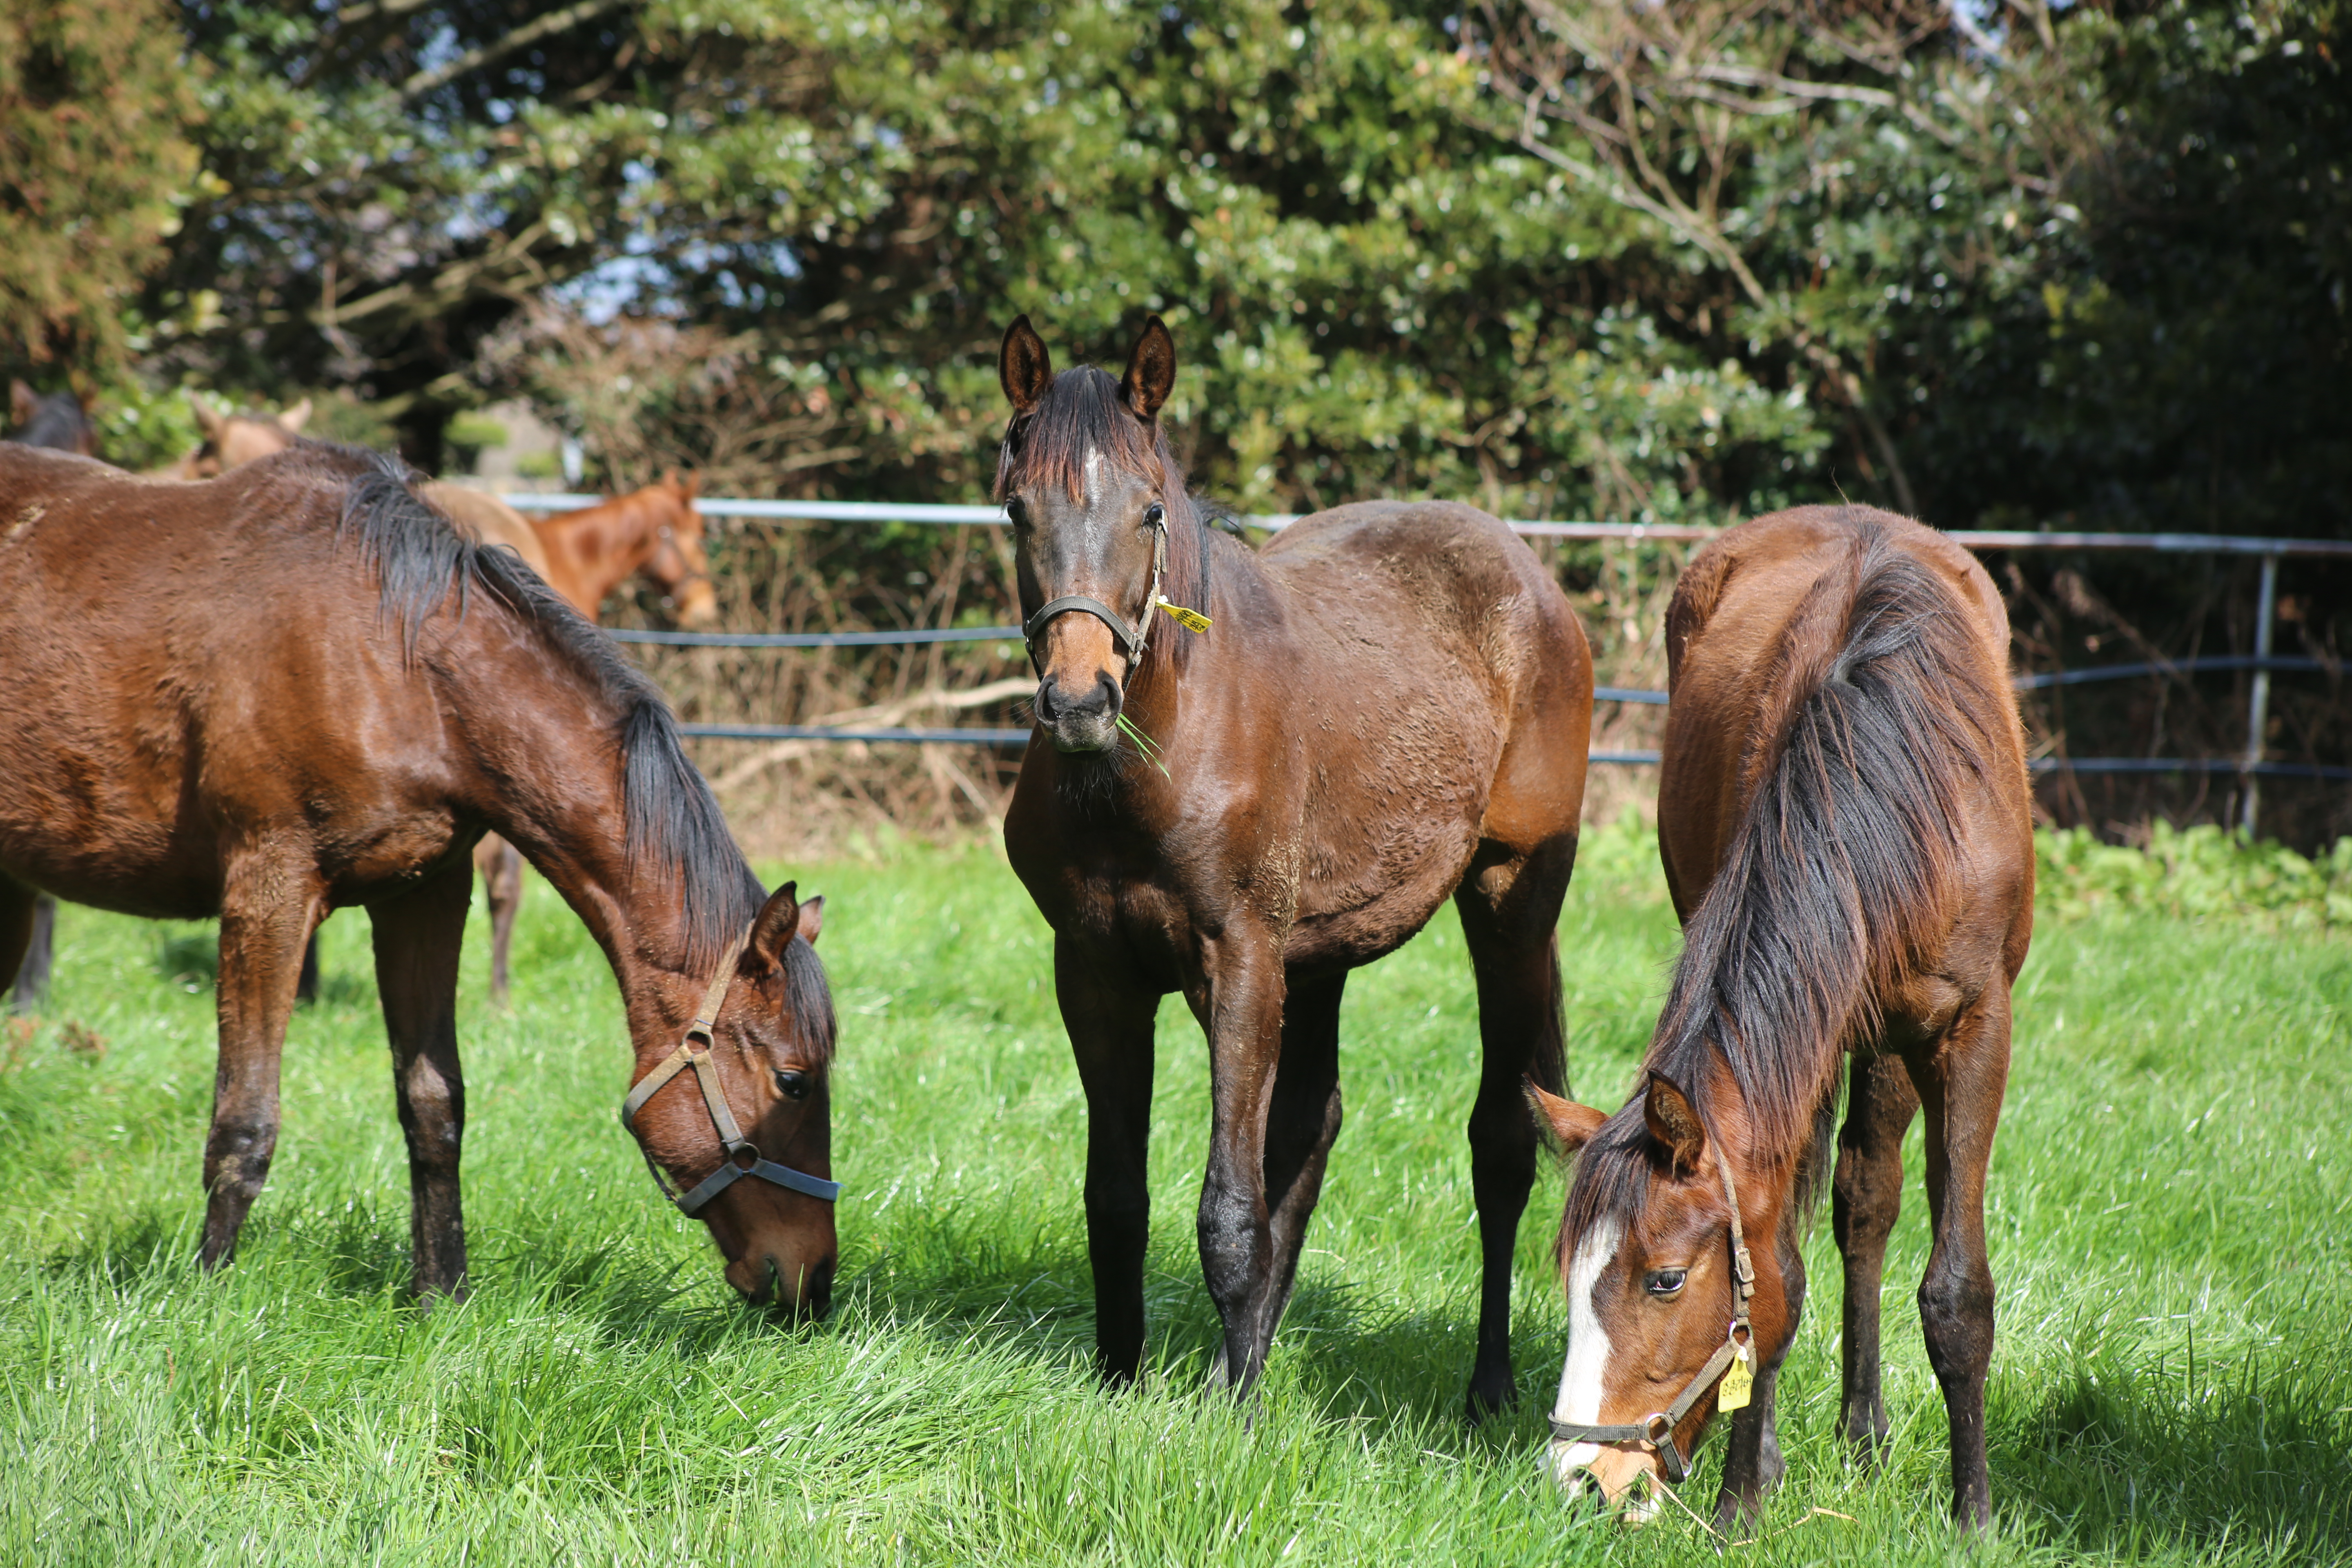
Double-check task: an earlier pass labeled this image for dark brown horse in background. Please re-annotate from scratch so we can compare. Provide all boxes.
[0,443,840,1310]
[1530,506,2031,1530]
[997,316,1595,1416]
[3,382,100,1016]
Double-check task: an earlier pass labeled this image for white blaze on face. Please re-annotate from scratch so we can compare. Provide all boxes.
[1546,1214,1624,1495]
[1082,445,1105,511]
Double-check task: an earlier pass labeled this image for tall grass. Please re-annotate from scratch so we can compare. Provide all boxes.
[0,823,2345,1564]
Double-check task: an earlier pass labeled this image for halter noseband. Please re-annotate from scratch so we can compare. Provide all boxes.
[1022,505,1169,670]
[1548,1131,1757,1488]
[619,934,842,1215]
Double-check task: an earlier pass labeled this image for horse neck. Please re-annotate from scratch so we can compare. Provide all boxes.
[442,636,719,1041]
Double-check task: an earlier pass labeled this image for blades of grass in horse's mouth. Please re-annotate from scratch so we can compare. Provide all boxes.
[1114,712,1169,779]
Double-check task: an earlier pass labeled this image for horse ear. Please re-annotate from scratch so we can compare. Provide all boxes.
[9,380,35,428]
[1000,316,1053,415]
[744,881,802,973]
[680,471,702,501]
[795,894,823,947]
[1120,315,1176,421]
[1644,1071,1708,1174]
[1526,1079,1608,1154]
[278,396,312,433]
[188,389,227,438]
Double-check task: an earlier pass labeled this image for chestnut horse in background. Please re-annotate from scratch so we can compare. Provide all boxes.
[0,442,840,1310]
[2,382,100,1015]
[1530,507,2031,1531]
[997,316,1595,1416]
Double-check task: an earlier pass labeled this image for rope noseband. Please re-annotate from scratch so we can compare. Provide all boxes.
[1548,1134,1757,1488]
[620,934,842,1215]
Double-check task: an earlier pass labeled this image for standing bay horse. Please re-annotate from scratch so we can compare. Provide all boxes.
[0,443,840,1310]
[1529,506,2032,1530]
[997,316,1595,1415]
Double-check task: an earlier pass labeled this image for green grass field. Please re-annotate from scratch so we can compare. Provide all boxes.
[1,821,2346,1565]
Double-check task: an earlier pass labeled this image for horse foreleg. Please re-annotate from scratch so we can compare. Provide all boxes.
[1909,984,2013,1530]
[371,861,474,1300]
[1056,936,1159,1386]
[7,893,56,1014]
[475,833,524,1009]
[1453,836,1575,1421]
[1192,928,1287,1396]
[202,864,326,1269]
[1713,1222,1807,1533]
[1833,1049,1920,1464]
[1259,970,1345,1345]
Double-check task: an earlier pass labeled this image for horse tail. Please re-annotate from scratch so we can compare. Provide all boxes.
[1656,519,2011,1219]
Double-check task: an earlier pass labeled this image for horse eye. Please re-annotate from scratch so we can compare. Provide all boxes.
[773,1069,812,1101]
[1143,502,1166,527]
[1646,1269,1687,1297]
[1006,497,1029,527]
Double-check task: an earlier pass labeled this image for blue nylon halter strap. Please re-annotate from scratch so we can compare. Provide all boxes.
[620,935,842,1215]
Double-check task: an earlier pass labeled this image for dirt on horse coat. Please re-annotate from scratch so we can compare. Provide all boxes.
[996,316,1595,1415]
[0,443,838,1310]
[1530,506,2031,1531]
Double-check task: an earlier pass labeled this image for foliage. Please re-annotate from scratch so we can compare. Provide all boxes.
[0,845,2347,1561]
[2036,821,2352,928]
[0,0,200,379]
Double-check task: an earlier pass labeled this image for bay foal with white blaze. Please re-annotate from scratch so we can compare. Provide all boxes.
[1532,507,2032,1530]
[998,316,1595,1414]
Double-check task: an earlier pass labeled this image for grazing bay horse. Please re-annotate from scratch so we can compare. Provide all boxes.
[997,316,1594,1416]
[1530,506,2031,1530]
[0,443,840,1310]
[3,382,101,1016]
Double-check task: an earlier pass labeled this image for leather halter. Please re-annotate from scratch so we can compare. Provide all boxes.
[1022,508,1167,670]
[620,935,842,1215]
[1548,1132,1757,1487]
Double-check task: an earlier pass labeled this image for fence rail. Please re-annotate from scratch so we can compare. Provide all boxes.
[509,490,2346,826]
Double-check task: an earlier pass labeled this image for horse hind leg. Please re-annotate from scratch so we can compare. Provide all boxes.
[202,860,329,1270]
[1833,1050,1920,1464]
[1257,970,1345,1348]
[1454,831,1578,1422]
[0,882,39,1013]
[1908,984,2013,1530]
[5,890,53,1014]
[475,833,524,1008]
[371,860,474,1299]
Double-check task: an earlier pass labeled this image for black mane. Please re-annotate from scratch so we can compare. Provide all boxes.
[1564,520,2010,1244]
[330,445,765,974]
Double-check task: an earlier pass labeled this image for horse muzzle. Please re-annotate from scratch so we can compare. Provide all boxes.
[1034,670,1123,753]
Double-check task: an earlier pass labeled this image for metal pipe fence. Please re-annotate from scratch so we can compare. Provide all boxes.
[490,492,2347,826]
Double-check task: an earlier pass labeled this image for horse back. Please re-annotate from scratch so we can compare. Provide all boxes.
[1659,506,2031,984]
[0,446,472,917]
[1249,500,1592,954]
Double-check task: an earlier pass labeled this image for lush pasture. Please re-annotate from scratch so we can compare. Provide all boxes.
[0,822,2346,1565]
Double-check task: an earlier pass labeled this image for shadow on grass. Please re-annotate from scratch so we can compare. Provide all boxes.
[1998,1353,2352,1558]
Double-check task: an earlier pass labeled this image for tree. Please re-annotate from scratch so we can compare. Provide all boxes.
[0,0,200,381]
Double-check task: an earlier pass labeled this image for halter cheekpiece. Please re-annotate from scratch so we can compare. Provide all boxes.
[1547,1129,1757,1488]
[620,933,842,1215]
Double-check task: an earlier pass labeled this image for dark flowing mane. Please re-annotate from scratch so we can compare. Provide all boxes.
[993,365,1218,673]
[330,446,764,973]
[1563,518,2013,1248]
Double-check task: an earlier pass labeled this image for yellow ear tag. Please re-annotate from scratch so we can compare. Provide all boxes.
[1717,1346,1754,1413]
[1156,598,1212,634]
